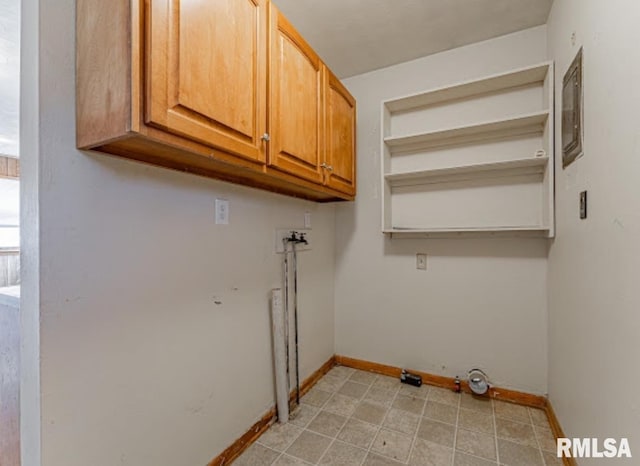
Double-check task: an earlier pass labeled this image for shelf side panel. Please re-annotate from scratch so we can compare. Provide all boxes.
[381,103,392,230]
[542,61,556,237]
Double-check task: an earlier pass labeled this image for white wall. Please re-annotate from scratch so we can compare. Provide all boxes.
[21,0,336,464]
[547,0,640,461]
[336,26,550,395]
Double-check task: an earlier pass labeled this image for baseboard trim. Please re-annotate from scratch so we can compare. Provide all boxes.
[207,355,336,466]
[207,408,275,466]
[545,400,577,466]
[335,355,546,409]
[289,355,336,406]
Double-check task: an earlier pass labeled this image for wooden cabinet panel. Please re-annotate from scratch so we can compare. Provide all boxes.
[268,6,323,183]
[325,69,356,195]
[147,0,267,163]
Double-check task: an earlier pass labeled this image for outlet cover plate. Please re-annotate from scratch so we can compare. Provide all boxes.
[215,198,229,225]
[416,253,427,270]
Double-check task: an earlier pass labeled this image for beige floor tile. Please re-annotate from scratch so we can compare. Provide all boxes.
[457,408,494,434]
[365,387,397,407]
[315,375,346,393]
[258,422,304,451]
[323,393,359,417]
[409,438,453,466]
[373,375,401,391]
[494,400,530,423]
[495,417,538,447]
[318,441,367,466]
[307,410,348,438]
[399,383,430,400]
[424,401,458,425]
[363,452,405,465]
[429,387,460,407]
[338,381,369,399]
[349,370,378,386]
[289,404,318,428]
[460,393,492,414]
[338,417,379,449]
[271,454,311,466]
[301,387,332,407]
[382,408,420,435]
[533,424,557,452]
[371,428,414,462]
[453,452,497,466]
[497,438,544,466]
[541,450,563,465]
[455,428,496,461]
[392,394,426,415]
[353,401,388,425]
[328,366,355,380]
[235,443,280,466]
[528,407,550,427]
[416,418,455,447]
[285,430,332,464]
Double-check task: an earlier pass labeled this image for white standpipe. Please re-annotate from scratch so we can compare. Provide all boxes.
[271,288,289,423]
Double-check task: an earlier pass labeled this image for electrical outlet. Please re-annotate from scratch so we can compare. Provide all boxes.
[580,191,587,219]
[416,253,427,270]
[275,229,312,253]
[304,212,312,228]
[215,198,229,224]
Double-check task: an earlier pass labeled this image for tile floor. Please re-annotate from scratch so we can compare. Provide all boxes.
[234,366,562,466]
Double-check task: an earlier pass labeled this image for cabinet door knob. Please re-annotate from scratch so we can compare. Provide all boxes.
[321,163,333,171]
[261,133,270,142]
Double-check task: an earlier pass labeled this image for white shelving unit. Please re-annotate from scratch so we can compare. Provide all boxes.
[381,62,555,238]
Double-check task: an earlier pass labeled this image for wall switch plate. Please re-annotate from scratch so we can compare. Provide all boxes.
[304,212,312,229]
[275,229,312,253]
[416,253,427,270]
[215,198,229,224]
[580,191,587,219]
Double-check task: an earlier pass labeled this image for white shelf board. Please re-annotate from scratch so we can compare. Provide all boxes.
[385,156,548,187]
[384,111,548,153]
[384,62,551,113]
[383,226,550,238]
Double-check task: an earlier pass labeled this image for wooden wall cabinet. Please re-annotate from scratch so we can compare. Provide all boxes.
[77,0,356,202]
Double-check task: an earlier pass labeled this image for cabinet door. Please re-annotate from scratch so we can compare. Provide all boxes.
[268,6,324,183]
[146,0,267,164]
[325,69,356,196]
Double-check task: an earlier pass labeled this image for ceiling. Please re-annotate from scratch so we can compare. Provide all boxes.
[272,0,553,78]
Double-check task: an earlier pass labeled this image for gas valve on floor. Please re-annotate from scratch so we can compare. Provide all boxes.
[400,369,422,387]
